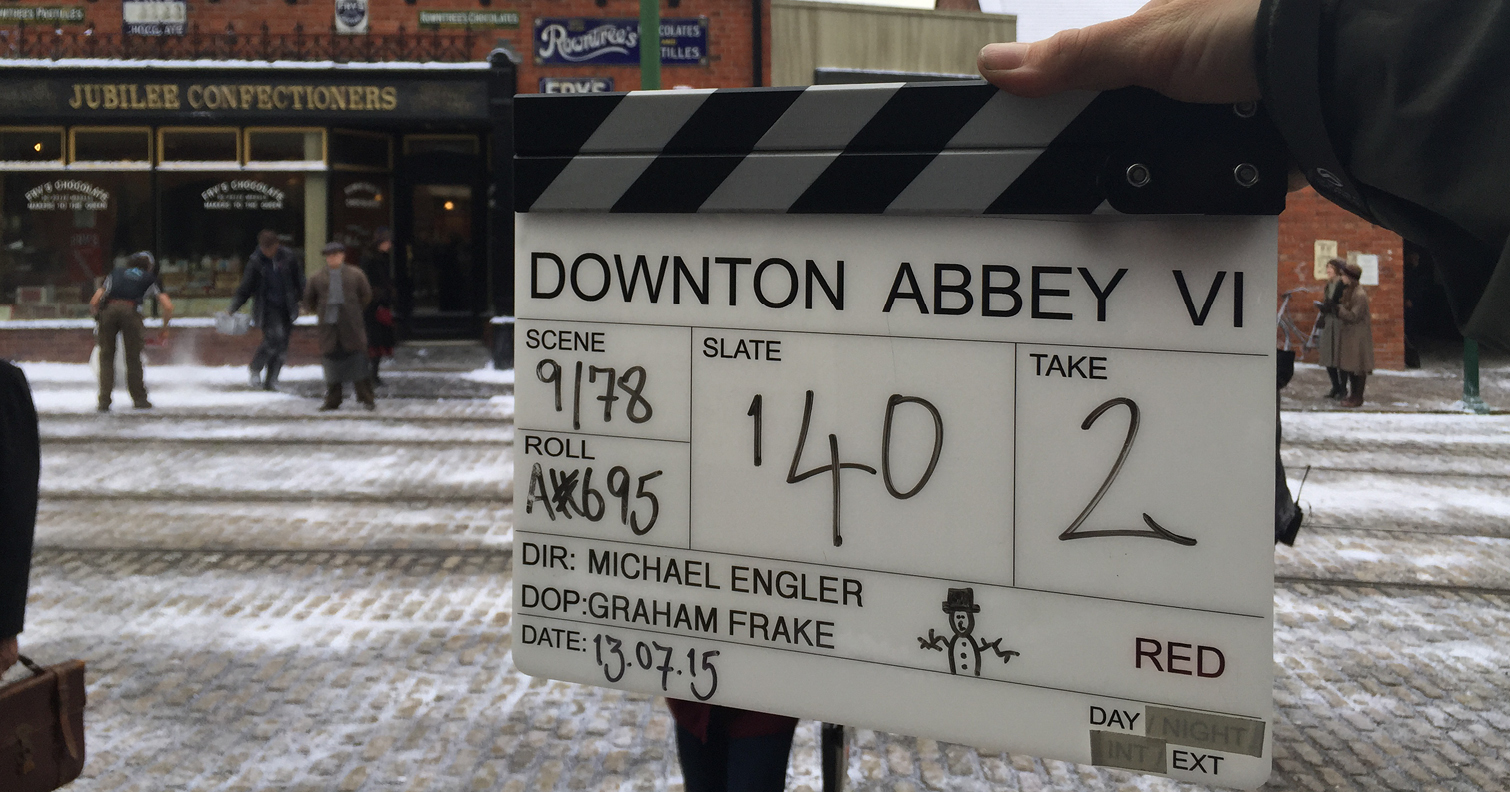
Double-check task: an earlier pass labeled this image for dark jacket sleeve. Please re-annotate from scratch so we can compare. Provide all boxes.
[288,249,307,313]
[1256,0,1510,348]
[0,361,40,638]
[229,257,262,315]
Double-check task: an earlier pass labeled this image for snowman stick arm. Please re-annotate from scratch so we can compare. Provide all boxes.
[918,629,946,651]
[983,638,1020,662]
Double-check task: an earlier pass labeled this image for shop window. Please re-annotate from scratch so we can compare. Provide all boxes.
[331,171,392,253]
[0,171,153,318]
[0,128,65,168]
[158,127,240,166]
[332,130,392,171]
[403,135,480,156]
[70,127,152,167]
[246,128,326,167]
[157,171,306,301]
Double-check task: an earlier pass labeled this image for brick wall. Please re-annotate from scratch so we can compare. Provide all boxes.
[1276,187,1404,370]
[0,325,323,365]
[2,0,771,90]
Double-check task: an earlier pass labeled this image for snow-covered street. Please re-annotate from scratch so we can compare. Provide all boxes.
[9,362,1510,791]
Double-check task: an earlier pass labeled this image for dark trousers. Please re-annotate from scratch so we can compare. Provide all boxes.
[250,312,293,375]
[676,724,795,792]
[97,302,147,407]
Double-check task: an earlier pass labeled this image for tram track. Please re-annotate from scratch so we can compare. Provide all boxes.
[1274,575,1510,598]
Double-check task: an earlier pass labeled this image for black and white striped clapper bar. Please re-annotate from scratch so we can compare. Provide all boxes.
[512,82,1285,792]
[515,81,1287,216]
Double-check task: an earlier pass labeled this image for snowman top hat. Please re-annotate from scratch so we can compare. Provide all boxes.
[943,588,980,614]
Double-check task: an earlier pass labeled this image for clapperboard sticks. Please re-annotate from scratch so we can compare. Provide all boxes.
[516,81,1287,218]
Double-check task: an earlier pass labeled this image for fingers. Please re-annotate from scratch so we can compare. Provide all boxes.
[978,0,1262,103]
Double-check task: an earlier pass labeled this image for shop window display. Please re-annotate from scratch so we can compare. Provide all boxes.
[0,129,64,165]
[331,171,392,254]
[0,171,153,318]
[158,171,306,303]
[72,128,152,165]
[247,129,325,164]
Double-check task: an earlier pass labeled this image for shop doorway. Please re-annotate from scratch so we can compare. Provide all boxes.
[396,135,485,338]
[409,183,474,313]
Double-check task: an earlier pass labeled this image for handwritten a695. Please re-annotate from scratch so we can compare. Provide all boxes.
[691,332,1016,585]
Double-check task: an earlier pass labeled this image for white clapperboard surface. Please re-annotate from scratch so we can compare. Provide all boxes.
[511,81,1288,789]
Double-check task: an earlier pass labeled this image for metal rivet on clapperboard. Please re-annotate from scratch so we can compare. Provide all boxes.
[1233,163,1261,188]
[1233,101,1258,118]
[1125,164,1151,188]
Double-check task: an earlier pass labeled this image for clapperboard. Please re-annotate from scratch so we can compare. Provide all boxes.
[513,82,1284,790]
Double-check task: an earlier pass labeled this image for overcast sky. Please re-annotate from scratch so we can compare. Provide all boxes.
[815,0,1146,44]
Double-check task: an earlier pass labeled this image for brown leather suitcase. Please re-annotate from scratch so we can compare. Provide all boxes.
[0,657,85,791]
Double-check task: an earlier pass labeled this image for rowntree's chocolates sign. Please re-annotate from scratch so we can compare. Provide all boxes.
[533,17,707,66]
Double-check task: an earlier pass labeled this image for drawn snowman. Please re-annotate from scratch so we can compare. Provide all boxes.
[918,588,1019,676]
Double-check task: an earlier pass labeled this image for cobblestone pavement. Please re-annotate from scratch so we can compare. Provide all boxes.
[12,363,1510,791]
[1281,342,1509,414]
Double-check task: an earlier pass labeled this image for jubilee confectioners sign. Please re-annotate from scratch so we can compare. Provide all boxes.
[511,83,1289,789]
[533,17,708,66]
[0,75,490,121]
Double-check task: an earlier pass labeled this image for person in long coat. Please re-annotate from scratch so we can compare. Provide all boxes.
[1315,259,1349,399]
[230,229,305,391]
[1323,261,1374,407]
[0,359,39,675]
[302,242,375,411]
[359,228,397,386]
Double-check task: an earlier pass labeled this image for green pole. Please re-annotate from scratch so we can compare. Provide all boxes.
[1463,338,1491,414]
[639,0,661,90]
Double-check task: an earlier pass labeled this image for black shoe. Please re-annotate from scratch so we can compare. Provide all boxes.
[133,400,153,410]
[1326,386,1348,399]
[97,403,110,413]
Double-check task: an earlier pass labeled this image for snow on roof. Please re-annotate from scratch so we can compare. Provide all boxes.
[0,58,491,71]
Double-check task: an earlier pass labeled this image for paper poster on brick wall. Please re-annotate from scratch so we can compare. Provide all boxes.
[1313,240,1337,279]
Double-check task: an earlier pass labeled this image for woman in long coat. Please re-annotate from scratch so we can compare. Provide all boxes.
[1316,259,1348,398]
[360,228,397,386]
[1328,262,1374,407]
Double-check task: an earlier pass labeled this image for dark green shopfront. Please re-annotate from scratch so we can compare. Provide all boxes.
[0,57,517,338]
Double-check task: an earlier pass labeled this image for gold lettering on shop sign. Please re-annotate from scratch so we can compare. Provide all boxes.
[69,83,399,112]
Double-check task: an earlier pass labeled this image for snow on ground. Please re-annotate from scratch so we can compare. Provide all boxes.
[21,361,323,386]
[1284,409,1510,444]
[463,367,516,385]
[19,362,516,414]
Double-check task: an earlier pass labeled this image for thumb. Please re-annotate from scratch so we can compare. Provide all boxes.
[978,19,1151,98]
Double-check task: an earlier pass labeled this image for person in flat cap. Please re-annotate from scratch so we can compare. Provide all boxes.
[302,240,375,410]
[1317,259,1374,407]
[919,587,1018,676]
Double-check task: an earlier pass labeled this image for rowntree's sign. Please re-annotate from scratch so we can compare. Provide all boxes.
[533,17,707,66]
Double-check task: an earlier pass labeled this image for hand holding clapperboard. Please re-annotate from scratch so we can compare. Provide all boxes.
[512,81,1282,789]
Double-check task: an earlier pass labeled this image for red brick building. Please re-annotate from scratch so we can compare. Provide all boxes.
[1277,187,1405,370]
[0,0,771,92]
[0,1,1415,370]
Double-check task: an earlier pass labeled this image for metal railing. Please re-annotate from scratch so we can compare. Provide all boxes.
[0,22,480,63]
